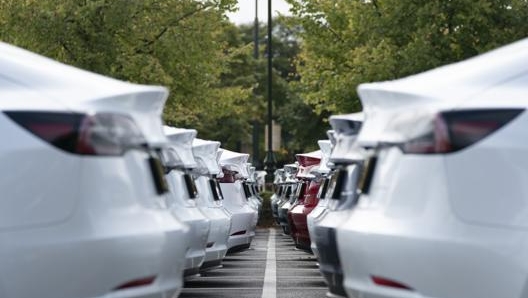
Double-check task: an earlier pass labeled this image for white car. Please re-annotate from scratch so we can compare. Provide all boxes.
[243,164,262,216]
[192,138,232,270]
[163,126,210,277]
[277,164,300,235]
[270,169,285,223]
[306,139,333,259]
[338,37,528,298]
[310,113,363,298]
[0,42,189,298]
[218,149,258,251]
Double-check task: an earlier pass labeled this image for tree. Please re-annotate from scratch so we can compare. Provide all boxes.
[0,0,254,147]
[232,19,328,165]
[286,0,528,115]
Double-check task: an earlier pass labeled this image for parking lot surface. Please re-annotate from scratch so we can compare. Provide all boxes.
[180,228,328,298]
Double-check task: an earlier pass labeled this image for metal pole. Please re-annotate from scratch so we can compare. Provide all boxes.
[264,0,276,177]
[252,0,261,169]
[254,0,259,59]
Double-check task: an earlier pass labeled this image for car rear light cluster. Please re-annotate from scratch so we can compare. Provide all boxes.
[316,178,329,199]
[209,178,223,201]
[400,109,523,154]
[293,182,306,203]
[359,157,377,194]
[113,275,156,291]
[218,168,237,183]
[5,111,147,156]
[184,173,198,199]
[242,183,251,199]
[371,275,413,291]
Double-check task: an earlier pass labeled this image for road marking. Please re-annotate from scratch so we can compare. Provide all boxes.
[261,228,276,298]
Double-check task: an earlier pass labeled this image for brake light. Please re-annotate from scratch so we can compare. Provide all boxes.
[401,109,523,154]
[113,275,156,291]
[219,168,237,183]
[371,275,413,291]
[6,111,146,156]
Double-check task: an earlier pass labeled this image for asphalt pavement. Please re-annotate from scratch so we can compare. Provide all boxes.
[180,227,328,298]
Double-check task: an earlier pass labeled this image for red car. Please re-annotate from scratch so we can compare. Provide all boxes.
[287,151,322,250]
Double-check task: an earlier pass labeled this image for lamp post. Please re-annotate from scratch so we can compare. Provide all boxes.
[263,0,276,178]
[254,0,259,59]
[252,0,261,169]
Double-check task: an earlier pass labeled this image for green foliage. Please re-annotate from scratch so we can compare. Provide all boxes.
[219,19,328,164]
[0,0,253,147]
[286,0,528,115]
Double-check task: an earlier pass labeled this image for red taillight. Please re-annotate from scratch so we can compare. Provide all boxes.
[218,168,237,183]
[76,113,146,155]
[371,275,413,291]
[401,109,523,154]
[113,275,156,291]
[5,111,146,156]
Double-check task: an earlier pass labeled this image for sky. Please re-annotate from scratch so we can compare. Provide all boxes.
[227,0,292,25]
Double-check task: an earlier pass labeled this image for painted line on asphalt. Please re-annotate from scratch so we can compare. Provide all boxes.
[261,228,276,298]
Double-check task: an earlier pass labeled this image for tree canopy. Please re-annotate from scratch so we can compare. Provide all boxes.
[286,0,528,115]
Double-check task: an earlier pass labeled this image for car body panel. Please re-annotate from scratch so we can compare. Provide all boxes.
[288,151,321,249]
[337,37,528,298]
[219,149,258,251]
[162,129,210,275]
[289,179,321,249]
[194,176,231,268]
[192,139,231,269]
[0,42,188,298]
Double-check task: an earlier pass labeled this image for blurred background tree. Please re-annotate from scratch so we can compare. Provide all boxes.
[285,0,528,116]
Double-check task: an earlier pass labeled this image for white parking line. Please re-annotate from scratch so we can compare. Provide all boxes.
[261,228,277,298]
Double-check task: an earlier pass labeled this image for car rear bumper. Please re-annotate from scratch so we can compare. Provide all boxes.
[0,209,188,298]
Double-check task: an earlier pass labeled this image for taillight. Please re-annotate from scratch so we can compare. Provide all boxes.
[6,111,146,156]
[316,178,329,199]
[184,174,198,199]
[218,168,237,183]
[401,109,523,154]
[215,180,225,200]
[113,275,156,291]
[359,157,377,194]
[294,181,307,203]
[242,183,251,199]
[371,275,413,291]
[281,186,287,197]
[209,178,222,201]
[230,230,246,236]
